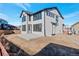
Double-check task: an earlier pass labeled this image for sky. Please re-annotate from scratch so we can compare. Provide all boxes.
[0,3,79,26]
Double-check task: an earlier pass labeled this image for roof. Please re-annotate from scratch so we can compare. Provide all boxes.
[0,18,8,22]
[71,22,79,28]
[20,7,64,19]
[20,10,32,17]
[0,18,8,24]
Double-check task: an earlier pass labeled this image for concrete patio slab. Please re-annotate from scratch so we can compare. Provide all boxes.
[18,33,43,40]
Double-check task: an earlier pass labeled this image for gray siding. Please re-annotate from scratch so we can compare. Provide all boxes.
[21,9,64,36]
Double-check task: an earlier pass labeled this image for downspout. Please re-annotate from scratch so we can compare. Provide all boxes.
[44,11,46,36]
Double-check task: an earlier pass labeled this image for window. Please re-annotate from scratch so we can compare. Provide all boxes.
[46,11,54,18]
[33,12,42,21]
[22,25,26,31]
[29,16,31,21]
[22,16,26,22]
[33,24,42,32]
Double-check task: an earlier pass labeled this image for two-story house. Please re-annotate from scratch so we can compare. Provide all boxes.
[71,22,79,34]
[20,7,64,37]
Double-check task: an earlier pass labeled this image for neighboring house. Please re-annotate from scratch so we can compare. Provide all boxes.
[0,18,8,25]
[0,18,18,30]
[20,7,64,36]
[71,22,79,35]
[0,18,8,29]
[18,25,21,30]
[63,25,72,35]
[6,25,19,30]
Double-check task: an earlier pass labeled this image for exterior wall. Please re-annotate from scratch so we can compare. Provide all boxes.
[30,11,44,36]
[44,11,53,36]
[56,16,63,34]
[21,12,28,34]
[21,11,45,36]
[21,9,63,36]
[50,9,63,34]
[71,23,79,34]
[72,28,79,34]
[45,9,63,36]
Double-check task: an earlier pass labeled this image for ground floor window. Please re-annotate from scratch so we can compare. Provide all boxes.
[33,23,42,32]
[22,25,26,31]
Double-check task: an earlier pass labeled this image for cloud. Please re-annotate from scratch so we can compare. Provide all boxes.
[64,11,79,25]
[23,3,31,8]
[0,13,21,26]
[0,13,10,21]
[15,3,31,10]
[64,11,79,19]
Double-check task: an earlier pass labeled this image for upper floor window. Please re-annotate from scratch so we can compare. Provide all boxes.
[22,15,26,22]
[46,11,54,18]
[33,12,42,21]
[29,16,31,21]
